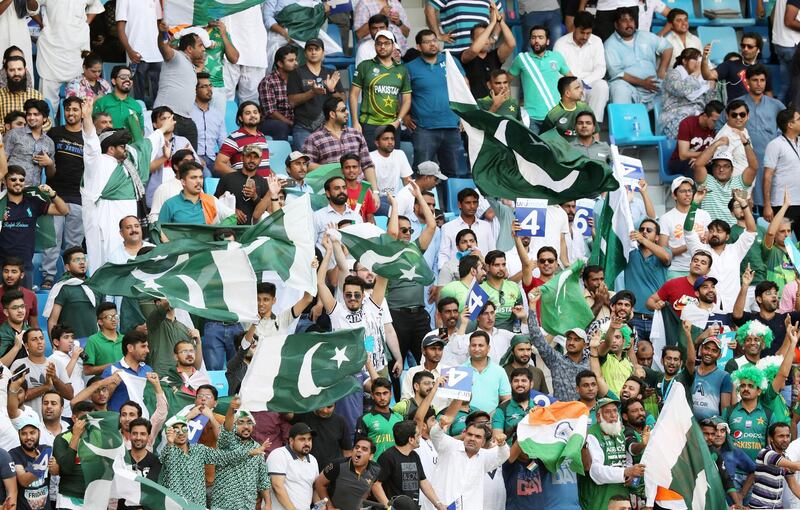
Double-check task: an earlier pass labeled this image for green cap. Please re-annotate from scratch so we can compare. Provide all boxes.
[593,396,620,412]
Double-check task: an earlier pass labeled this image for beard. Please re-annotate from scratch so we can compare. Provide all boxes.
[599,418,622,437]
[512,390,529,403]
[331,193,348,206]
[8,74,26,93]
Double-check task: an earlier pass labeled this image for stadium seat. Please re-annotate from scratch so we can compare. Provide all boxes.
[658,138,679,186]
[399,141,414,168]
[766,63,782,97]
[607,104,666,147]
[208,370,229,397]
[697,26,739,65]
[652,97,664,137]
[268,140,292,175]
[103,62,124,81]
[323,24,355,69]
[750,25,771,62]
[655,0,709,25]
[204,177,220,195]
[700,0,755,26]
[35,292,52,356]
[58,84,66,125]
[225,100,238,133]
[445,178,476,214]
[374,215,388,230]
[512,25,524,56]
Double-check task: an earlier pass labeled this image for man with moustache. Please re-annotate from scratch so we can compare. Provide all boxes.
[120,418,162,510]
[0,56,48,134]
[92,65,145,132]
[500,336,548,394]
[159,162,233,225]
[313,176,362,244]
[215,144,268,224]
[693,142,757,225]
[492,368,538,443]
[315,437,381,509]
[267,421,319,510]
[580,398,645,510]
[643,346,684,411]
[292,405,352,472]
[10,417,52,510]
[735,274,800,356]
[687,333,733,421]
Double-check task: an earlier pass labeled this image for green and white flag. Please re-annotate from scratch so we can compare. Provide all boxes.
[163,0,264,26]
[111,455,203,510]
[589,145,634,290]
[78,412,126,510]
[340,224,434,285]
[240,328,367,412]
[445,51,617,202]
[642,381,727,510]
[539,259,594,336]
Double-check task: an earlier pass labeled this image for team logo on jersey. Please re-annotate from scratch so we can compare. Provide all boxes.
[733,430,743,439]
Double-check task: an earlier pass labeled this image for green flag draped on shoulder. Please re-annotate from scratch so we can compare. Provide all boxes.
[240,328,367,412]
[444,51,617,202]
[78,412,126,510]
[340,225,434,285]
[539,259,594,336]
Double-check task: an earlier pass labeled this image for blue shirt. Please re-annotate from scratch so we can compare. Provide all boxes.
[103,358,153,411]
[406,53,464,130]
[503,460,580,510]
[190,102,226,160]
[625,247,670,314]
[734,94,785,206]
[604,30,671,82]
[159,192,207,224]
[691,367,733,421]
[464,358,511,413]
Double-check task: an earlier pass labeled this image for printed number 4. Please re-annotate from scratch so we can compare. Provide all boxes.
[519,210,541,235]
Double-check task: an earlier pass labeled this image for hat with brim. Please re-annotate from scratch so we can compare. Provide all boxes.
[593,396,620,412]
[421,333,445,348]
[670,176,695,194]
[15,416,40,431]
[417,161,448,181]
[305,38,324,50]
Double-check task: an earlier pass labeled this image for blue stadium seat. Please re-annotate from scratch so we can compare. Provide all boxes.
[750,25,771,62]
[225,100,238,133]
[655,0,708,25]
[399,142,414,168]
[204,177,220,195]
[268,140,292,175]
[445,178,476,214]
[607,104,666,147]
[698,26,739,65]
[700,0,755,26]
[652,97,664,137]
[766,63,781,97]
[512,25,524,56]
[58,84,67,126]
[374,215,388,230]
[658,139,679,186]
[102,62,124,81]
[208,370,229,397]
[35,292,52,356]
[323,24,355,69]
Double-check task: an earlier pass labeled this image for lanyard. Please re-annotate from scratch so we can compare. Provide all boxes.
[783,136,800,162]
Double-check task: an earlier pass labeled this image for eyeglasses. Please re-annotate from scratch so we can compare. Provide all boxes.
[729,111,748,119]
[101,314,119,320]
[639,227,655,233]
[538,258,556,264]
[336,108,348,113]
[399,227,414,234]
[740,43,756,49]
[177,349,195,355]
[344,292,363,299]
[71,257,87,263]
[6,304,24,311]
[173,426,188,434]
[116,74,132,80]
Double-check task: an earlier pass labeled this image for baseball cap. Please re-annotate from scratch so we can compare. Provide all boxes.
[712,148,733,163]
[233,409,255,423]
[15,416,40,431]
[242,144,262,157]
[670,176,695,194]
[374,124,397,139]
[701,336,723,349]
[566,328,587,341]
[593,396,620,412]
[289,422,316,438]
[693,275,719,291]
[285,151,310,165]
[166,415,189,428]
[610,290,636,306]
[305,38,324,50]
[421,333,445,348]
[374,29,396,44]
[417,161,448,181]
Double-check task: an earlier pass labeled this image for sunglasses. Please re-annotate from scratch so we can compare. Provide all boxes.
[729,111,748,119]
[639,227,655,233]
[538,258,556,264]
[740,43,756,49]
[399,227,414,234]
[6,177,24,183]
[344,292,362,299]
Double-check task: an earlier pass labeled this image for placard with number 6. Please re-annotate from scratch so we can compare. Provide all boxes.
[575,198,595,237]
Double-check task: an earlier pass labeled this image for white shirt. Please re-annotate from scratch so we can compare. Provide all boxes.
[658,206,712,271]
[116,0,163,63]
[774,0,800,48]
[401,363,450,412]
[313,204,363,245]
[0,368,20,450]
[371,149,412,196]
[446,328,514,365]
[355,38,378,66]
[685,230,756,312]
[566,223,588,263]
[553,33,607,85]
[429,423,510,510]
[784,438,800,508]
[665,32,702,68]
[527,206,570,266]
[439,216,496,270]
[764,135,800,205]
[714,124,750,176]
[417,437,439,510]
[47,351,85,418]
[32,0,105,81]
[266,446,319,510]
[222,6,268,68]
[10,357,70,418]
[329,300,388,371]
[149,178,184,224]
[392,183,417,218]
[637,0,667,32]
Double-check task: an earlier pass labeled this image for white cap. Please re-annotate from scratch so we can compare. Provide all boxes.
[712,148,733,163]
[670,176,694,194]
[374,30,396,44]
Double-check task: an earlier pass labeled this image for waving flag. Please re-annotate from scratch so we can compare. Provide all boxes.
[163,0,264,26]
[445,51,616,202]
[339,227,434,286]
[78,412,126,510]
[517,401,589,474]
[539,259,593,336]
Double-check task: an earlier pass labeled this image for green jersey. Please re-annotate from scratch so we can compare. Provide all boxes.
[54,281,102,339]
[578,423,630,510]
[492,398,533,443]
[540,100,595,141]
[355,410,404,459]
[204,28,228,88]
[84,331,122,367]
[480,279,522,331]
[353,58,411,125]
[476,95,521,120]
[762,243,796,296]
[723,401,773,464]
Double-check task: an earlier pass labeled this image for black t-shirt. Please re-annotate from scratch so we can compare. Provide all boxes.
[214,171,267,224]
[46,126,84,204]
[734,311,800,356]
[323,457,381,510]
[119,450,162,510]
[293,412,353,471]
[461,49,503,99]
[286,65,345,130]
[376,446,426,504]
[9,446,50,510]
[0,194,49,263]
[716,59,773,101]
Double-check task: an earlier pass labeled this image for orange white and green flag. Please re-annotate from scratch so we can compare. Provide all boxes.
[517,401,589,474]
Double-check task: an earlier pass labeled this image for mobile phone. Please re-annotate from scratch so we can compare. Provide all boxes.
[11,366,29,382]
[282,178,298,188]
[439,327,448,340]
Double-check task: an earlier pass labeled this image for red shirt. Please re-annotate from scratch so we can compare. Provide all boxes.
[656,276,699,316]
[670,115,715,161]
[0,286,37,325]
[346,184,377,222]
[218,128,272,177]
[524,277,546,323]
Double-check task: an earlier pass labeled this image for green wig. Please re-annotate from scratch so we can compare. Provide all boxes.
[620,325,632,350]
[731,365,768,391]
[735,320,774,349]
[756,355,783,387]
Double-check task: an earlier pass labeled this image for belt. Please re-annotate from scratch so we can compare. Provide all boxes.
[394,306,426,313]
[633,313,653,320]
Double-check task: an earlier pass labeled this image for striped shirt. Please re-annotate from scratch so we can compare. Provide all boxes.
[218,128,271,177]
[749,446,789,509]
[427,0,501,52]
[698,173,749,225]
[509,50,570,121]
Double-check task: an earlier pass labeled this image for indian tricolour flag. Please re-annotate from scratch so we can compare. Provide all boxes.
[642,381,727,510]
[164,0,264,26]
[517,401,589,473]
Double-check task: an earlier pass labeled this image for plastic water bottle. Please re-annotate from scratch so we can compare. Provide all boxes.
[311,498,328,510]
[632,119,641,138]
[512,318,522,334]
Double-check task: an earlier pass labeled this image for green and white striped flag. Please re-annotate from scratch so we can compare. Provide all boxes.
[589,146,634,290]
[539,259,594,336]
[339,223,434,285]
[445,51,617,202]
[284,162,343,211]
[240,328,367,412]
[163,0,263,26]
[112,455,203,510]
[642,381,727,509]
[78,412,126,510]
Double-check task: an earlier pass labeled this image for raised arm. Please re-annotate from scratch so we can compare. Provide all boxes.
[765,189,791,249]
[733,264,754,321]
[700,44,719,81]
[693,136,729,181]
[316,234,337,313]
[156,21,176,61]
[773,317,799,394]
